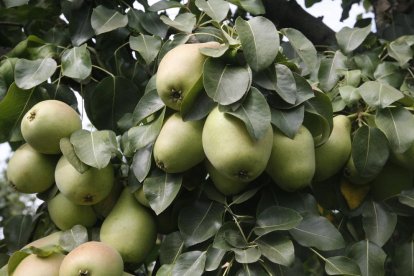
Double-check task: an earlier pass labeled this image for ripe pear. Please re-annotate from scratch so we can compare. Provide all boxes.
[21,100,82,154]
[266,125,315,192]
[370,162,414,201]
[47,193,97,230]
[55,155,114,205]
[156,42,220,110]
[12,253,65,276]
[6,143,57,193]
[206,160,249,195]
[343,156,377,185]
[100,188,157,263]
[202,107,273,182]
[59,241,124,276]
[314,115,352,182]
[390,142,414,170]
[153,113,205,173]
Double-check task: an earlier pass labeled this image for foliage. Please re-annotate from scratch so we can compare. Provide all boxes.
[0,0,414,275]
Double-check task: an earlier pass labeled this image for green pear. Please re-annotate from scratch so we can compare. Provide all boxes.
[100,188,157,263]
[156,42,220,110]
[55,155,114,205]
[12,253,65,276]
[343,156,377,185]
[206,160,250,196]
[47,193,97,230]
[314,115,352,182]
[23,231,62,249]
[6,143,57,193]
[266,125,315,192]
[370,162,414,201]
[21,100,82,154]
[134,186,150,208]
[59,241,123,276]
[153,112,205,173]
[93,180,123,219]
[202,107,273,182]
[390,142,414,170]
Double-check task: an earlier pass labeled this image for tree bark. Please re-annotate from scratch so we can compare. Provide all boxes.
[262,0,336,47]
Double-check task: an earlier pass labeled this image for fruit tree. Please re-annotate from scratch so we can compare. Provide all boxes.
[0,0,414,275]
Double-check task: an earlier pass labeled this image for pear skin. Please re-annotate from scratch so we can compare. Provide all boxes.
[59,241,123,276]
[21,100,82,154]
[266,125,315,192]
[55,155,114,205]
[202,107,273,182]
[100,188,157,263]
[12,253,65,276]
[134,186,150,208]
[153,112,205,173]
[206,160,250,195]
[156,42,220,110]
[47,193,97,230]
[6,143,57,194]
[23,231,62,249]
[314,115,352,182]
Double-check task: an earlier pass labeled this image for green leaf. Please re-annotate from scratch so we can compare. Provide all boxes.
[91,5,128,35]
[339,85,361,105]
[270,106,304,139]
[387,35,414,67]
[238,0,265,15]
[224,87,271,140]
[61,44,92,80]
[132,88,165,125]
[203,58,251,105]
[60,137,90,174]
[59,225,88,252]
[235,16,279,72]
[325,256,361,276]
[160,232,185,265]
[256,233,294,266]
[362,201,397,247]
[3,215,34,252]
[172,251,207,276]
[318,51,347,92]
[289,215,345,251]
[199,44,229,58]
[131,143,153,182]
[394,240,414,276]
[70,129,118,169]
[271,64,297,104]
[375,106,414,153]
[182,91,216,121]
[373,62,404,88]
[144,170,182,215]
[129,10,169,38]
[195,0,229,22]
[399,188,414,207]
[178,201,224,246]
[336,24,372,53]
[148,0,185,11]
[14,58,57,89]
[86,76,141,133]
[205,246,226,271]
[3,0,28,8]
[7,251,29,276]
[353,53,379,79]
[0,83,39,142]
[69,5,95,46]
[160,13,196,33]
[213,222,238,250]
[129,34,162,65]
[348,240,386,276]
[351,126,389,178]
[254,206,303,236]
[231,187,261,205]
[358,81,403,108]
[0,58,17,98]
[281,28,318,74]
[233,247,261,264]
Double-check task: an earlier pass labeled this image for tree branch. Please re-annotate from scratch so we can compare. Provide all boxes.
[262,0,336,47]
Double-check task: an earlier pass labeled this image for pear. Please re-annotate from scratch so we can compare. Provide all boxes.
[21,100,82,154]
[93,180,123,219]
[266,125,315,192]
[55,155,114,205]
[47,193,97,230]
[12,253,65,276]
[153,112,205,173]
[390,142,414,170]
[206,160,250,196]
[314,115,352,182]
[100,188,157,263]
[134,186,150,208]
[202,107,273,182]
[156,42,220,110]
[59,241,123,276]
[23,231,62,249]
[6,143,57,193]
[370,162,413,201]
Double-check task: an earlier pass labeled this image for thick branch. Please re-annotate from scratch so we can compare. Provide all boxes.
[262,0,336,47]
